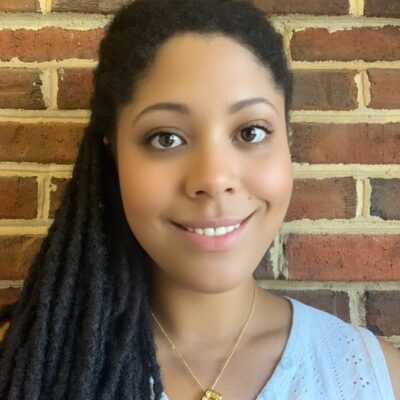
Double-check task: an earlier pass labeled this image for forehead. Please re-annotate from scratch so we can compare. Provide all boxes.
[130,33,283,109]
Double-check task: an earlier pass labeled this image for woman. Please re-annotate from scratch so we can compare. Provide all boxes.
[0,0,399,399]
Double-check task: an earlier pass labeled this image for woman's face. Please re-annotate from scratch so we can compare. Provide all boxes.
[114,33,293,293]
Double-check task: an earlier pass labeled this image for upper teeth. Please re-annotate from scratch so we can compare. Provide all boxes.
[185,223,241,237]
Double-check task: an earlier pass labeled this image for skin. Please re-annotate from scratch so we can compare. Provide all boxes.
[107,33,400,399]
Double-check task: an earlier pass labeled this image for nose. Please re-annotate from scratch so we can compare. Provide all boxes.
[184,140,238,199]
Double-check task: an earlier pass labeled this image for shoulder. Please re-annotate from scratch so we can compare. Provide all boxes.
[377,337,400,399]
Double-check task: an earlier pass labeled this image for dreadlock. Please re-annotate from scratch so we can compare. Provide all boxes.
[0,0,293,398]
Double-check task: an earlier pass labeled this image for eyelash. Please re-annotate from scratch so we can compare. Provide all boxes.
[143,123,274,150]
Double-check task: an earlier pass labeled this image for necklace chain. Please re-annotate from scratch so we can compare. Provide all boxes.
[151,284,257,393]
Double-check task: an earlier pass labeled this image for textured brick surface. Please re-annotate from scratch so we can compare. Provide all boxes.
[285,178,357,221]
[250,0,348,15]
[368,69,400,110]
[293,70,357,110]
[0,28,104,62]
[0,0,39,11]
[268,289,350,322]
[291,27,400,62]
[364,0,400,17]
[290,123,400,164]
[370,179,400,221]
[253,248,274,279]
[57,68,94,109]
[49,178,70,219]
[366,291,400,336]
[285,234,400,281]
[0,236,44,280]
[52,0,130,13]
[0,69,45,109]
[0,288,21,307]
[0,123,84,164]
[0,177,37,219]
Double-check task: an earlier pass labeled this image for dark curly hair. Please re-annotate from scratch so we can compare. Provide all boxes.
[0,1,293,398]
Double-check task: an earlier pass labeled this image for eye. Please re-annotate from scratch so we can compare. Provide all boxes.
[143,123,273,150]
[237,124,273,144]
[144,131,184,150]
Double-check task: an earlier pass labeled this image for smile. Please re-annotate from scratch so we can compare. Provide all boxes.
[183,223,241,237]
[172,212,254,251]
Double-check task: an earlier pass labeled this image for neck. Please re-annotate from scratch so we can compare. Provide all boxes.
[149,268,258,348]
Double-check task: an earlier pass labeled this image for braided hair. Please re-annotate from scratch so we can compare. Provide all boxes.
[0,1,293,398]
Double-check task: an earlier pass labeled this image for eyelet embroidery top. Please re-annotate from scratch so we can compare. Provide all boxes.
[150,297,396,400]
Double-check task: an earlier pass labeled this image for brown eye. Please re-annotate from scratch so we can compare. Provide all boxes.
[238,125,273,144]
[145,131,184,149]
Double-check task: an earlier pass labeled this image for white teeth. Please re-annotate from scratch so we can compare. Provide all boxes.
[185,223,240,237]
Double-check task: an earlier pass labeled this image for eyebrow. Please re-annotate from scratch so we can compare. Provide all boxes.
[132,97,278,125]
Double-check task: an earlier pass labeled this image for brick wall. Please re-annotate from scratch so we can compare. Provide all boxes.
[0,0,399,346]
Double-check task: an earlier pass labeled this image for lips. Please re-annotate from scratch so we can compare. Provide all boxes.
[172,211,254,251]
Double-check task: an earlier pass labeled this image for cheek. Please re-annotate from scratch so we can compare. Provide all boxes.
[249,151,293,208]
[117,161,168,231]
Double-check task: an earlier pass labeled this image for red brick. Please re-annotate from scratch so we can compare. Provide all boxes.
[370,179,400,221]
[293,70,357,110]
[290,123,400,164]
[0,235,44,280]
[49,178,70,219]
[253,249,274,279]
[285,178,356,221]
[365,0,400,17]
[0,28,104,62]
[368,69,400,110]
[0,69,45,109]
[0,288,21,307]
[0,0,39,11]
[291,27,400,62]
[250,0,348,15]
[52,0,130,13]
[268,289,350,322]
[0,177,37,219]
[0,122,84,164]
[57,68,94,110]
[285,234,400,281]
[366,291,400,336]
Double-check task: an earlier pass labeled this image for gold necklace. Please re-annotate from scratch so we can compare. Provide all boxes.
[151,284,257,400]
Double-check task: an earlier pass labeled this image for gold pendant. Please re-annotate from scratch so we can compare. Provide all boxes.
[202,389,223,400]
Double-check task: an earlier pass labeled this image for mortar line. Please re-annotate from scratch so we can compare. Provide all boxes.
[273,234,284,279]
[290,61,400,70]
[2,60,400,70]
[361,70,371,107]
[36,175,46,219]
[50,68,59,110]
[348,288,366,326]
[0,59,98,68]
[39,69,52,109]
[281,219,400,235]
[354,71,365,109]
[40,175,52,219]
[363,179,372,217]
[1,14,400,30]
[0,280,24,289]
[257,280,400,292]
[355,179,364,218]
